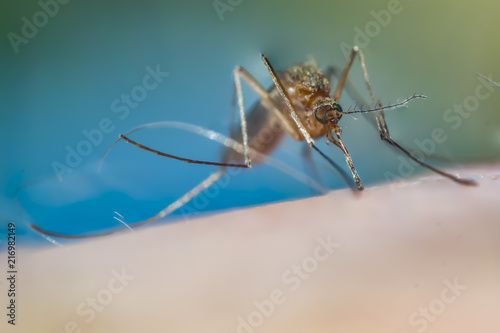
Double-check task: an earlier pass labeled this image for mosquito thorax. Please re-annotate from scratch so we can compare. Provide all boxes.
[284,64,331,107]
[313,97,343,125]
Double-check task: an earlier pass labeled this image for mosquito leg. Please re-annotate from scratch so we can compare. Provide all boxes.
[104,66,267,232]
[261,54,317,146]
[234,66,298,136]
[334,46,375,104]
[32,68,269,239]
[303,142,360,192]
[232,67,252,167]
[85,62,319,238]
[261,53,364,190]
[236,65,351,191]
[300,143,323,193]
[100,67,263,169]
[326,65,370,110]
[329,51,475,186]
[119,134,248,168]
[328,67,457,166]
[375,102,477,186]
[326,130,364,190]
[327,48,376,190]
[229,74,238,138]
[31,169,227,239]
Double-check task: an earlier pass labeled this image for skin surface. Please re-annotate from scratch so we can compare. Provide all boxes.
[2,165,499,333]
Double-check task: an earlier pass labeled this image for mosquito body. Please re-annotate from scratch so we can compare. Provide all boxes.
[31,46,476,239]
[222,64,334,168]
[223,61,362,188]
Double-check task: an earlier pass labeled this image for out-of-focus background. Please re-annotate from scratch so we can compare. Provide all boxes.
[1,0,500,242]
[1,2,500,333]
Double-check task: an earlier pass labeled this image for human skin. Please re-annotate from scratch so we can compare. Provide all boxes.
[3,165,500,333]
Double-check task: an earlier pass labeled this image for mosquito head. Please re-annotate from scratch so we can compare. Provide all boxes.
[313,98,343,125]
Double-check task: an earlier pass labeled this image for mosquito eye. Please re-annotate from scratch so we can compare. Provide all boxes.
[315,103,343,124]
[333,103,343,113]
[315,105,334,124]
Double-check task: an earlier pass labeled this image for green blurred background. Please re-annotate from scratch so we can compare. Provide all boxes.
[1,0,499,243]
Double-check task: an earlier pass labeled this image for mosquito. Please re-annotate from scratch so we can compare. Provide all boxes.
[31,46,477,239]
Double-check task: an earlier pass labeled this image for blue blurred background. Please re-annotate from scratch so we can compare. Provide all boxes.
[1,0,499,245]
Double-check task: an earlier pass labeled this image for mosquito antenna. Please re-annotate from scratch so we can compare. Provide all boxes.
[343,94,427,114]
